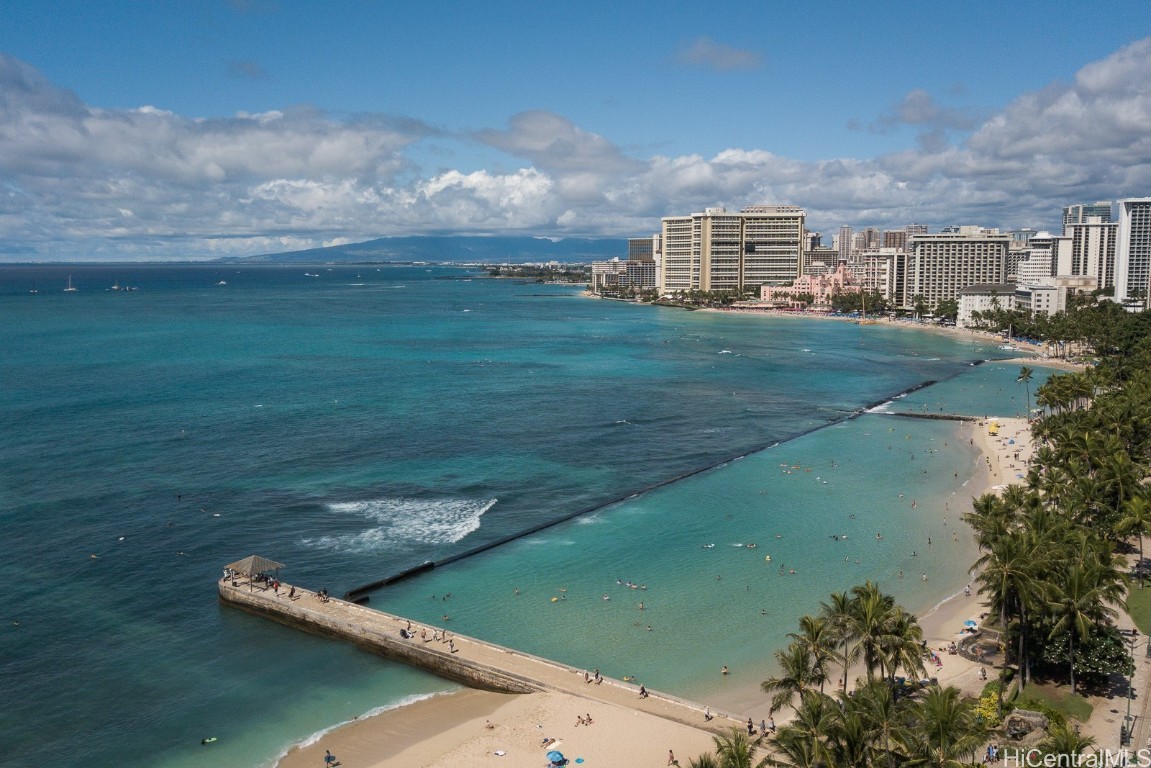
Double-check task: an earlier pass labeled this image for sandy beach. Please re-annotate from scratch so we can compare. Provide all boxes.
[275,412,1039,768]
[280,689,721,768]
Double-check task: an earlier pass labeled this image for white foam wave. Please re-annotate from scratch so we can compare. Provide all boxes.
[302,497,496,553]
[275,691,447,762]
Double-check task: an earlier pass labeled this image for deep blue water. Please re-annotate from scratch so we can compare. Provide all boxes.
[0,264,1046,767]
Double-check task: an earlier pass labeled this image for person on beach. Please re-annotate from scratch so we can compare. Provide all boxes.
[639,685,648,698]
[324,749,337,767]
[585,713,593,725]
[747,717,755,736]
[668,749,677,765]
[769,716,776,732]
[721,665,729,676]
[704,706,713,721]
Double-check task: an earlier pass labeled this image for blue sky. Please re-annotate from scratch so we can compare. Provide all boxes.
[2,0,1151,260]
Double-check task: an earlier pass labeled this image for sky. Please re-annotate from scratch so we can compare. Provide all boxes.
[2,1,1151,261]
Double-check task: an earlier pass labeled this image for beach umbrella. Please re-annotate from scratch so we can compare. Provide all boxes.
[547,750,565,763]
[964,620,977,627]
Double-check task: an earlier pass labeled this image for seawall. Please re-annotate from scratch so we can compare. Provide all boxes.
[219,577,744,732]
[220,579,538,694]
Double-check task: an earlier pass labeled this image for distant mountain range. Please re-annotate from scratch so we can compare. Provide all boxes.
[224,235,630,264]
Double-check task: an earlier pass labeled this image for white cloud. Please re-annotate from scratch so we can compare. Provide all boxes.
[3,38,1151,260]
[675,37,762,72]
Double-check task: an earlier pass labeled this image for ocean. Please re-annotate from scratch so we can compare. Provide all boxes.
[0,264,1048,767]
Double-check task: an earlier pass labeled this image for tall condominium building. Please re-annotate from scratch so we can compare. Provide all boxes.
[856,251,898,298]
[803,246,839,277]
[1054,217,1116,291]
[837,225,853,261]
[1016,232,1056,284]
[1115,198,1151,307]
[902,231,1010,308]
[1063,201,1112,232]
[659,205,806,293]
[882,230,908,251]
[628,237,656,262]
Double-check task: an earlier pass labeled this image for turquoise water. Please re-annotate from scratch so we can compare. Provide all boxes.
[0,265,1046,767]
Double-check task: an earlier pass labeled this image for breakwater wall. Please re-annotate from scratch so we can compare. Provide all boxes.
[219,577,743,731]
[886,412,979,422]
[346,375,960,600]
[219,579,538,694]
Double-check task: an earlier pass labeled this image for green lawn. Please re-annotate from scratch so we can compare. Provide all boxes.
[1128,586,1151,636]
[1017,684,1094,723]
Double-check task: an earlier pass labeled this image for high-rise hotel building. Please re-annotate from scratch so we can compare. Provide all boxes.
[901,229,1010,308]
[1063,201,1112,230]
[659,205,805,293]
[1116,198,1151,308]
[1054,216,1115,291]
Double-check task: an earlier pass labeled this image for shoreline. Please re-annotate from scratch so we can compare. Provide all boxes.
[275,412,1037,767]
[688,303,1089,371]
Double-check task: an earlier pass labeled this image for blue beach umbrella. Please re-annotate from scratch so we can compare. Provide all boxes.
[547,750,565,763]
[964,620,977,627]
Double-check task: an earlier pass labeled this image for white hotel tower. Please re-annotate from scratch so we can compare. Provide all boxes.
[1116,198,1151,308]
[659,205,805,294]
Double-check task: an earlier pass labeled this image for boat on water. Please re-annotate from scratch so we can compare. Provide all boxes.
[111,281,121,291]
[29,283,39,295]
[215,280,227,286]
[64,275,78,292]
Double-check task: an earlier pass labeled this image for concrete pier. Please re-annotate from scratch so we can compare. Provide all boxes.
[219,577,745,732]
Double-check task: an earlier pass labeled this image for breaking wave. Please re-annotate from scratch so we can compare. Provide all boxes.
[301,497,497,553]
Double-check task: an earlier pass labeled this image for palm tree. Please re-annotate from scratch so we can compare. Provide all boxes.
[972,530,1041,690]
[819,591,859,693]
[1047,562,1124,692]
[825,707,870,768]
[880,607,926,684]
[1034,722,1096,761]
[713,727,766,768]
[897,686,985,768]
[689,754,721,768]
[852,680,907,768]
[849,581,898,681]
[761,643,824,714]
[766,692,837,768]
[1118,491,1151,577]
[964,493,1010,551]
[1017,366,1034,418]
[787,615,839,694]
